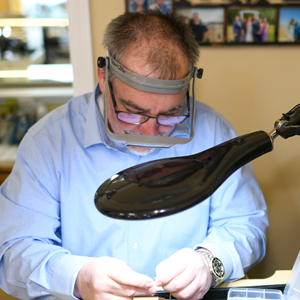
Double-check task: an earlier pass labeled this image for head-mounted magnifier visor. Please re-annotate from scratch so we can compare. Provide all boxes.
[108,80,190,126]
[98,55,203,149]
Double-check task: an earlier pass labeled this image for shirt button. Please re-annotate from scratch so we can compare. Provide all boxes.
[133,242,138,249]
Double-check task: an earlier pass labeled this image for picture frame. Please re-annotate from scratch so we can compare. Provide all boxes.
[278,7,300,42]
[125,0,300,46]
[176,7,225,43]
[126,0,172,13]
[226,7,277,43]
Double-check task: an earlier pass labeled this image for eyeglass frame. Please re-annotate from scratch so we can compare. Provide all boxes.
[107,79,190,126]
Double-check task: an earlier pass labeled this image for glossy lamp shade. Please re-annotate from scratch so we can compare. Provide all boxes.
[95,103,300,220]
[95,131,273,220]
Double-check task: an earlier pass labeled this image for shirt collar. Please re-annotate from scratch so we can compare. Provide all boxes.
[84,84,104,149]
[84,84,137,153]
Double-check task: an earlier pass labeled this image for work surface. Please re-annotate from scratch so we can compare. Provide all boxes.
[136,270,290,300]
[0,270,290,300]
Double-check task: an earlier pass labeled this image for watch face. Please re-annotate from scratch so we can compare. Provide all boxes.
[212,257,225,279]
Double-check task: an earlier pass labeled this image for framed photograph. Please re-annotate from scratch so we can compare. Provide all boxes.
[265,0,300,4]
[127,0,172,13]
[175,7,225,43]
[278,7,300,42]
[173,0,250,7]
[227,7,277,43]
[125,0,300,46]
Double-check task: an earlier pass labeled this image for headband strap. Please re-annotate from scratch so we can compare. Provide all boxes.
[108,56,194,94]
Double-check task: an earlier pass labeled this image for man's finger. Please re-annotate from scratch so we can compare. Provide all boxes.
[107,260,155,290]
[155,248,193,285]
[170,275,208,300]
[161,263,197,293]
[106,279,157,298]
[105,259,154,289]
[156,258,185,279]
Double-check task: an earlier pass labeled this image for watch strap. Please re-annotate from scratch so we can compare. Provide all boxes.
[195,249,225,287]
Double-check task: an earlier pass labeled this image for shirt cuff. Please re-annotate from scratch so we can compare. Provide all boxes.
[193,241,233,282]
[51,254,91,300]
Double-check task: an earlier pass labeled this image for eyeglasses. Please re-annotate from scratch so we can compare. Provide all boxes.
[108,80,190,126]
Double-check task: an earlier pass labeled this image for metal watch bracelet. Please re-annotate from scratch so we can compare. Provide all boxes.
[195,249,225,287]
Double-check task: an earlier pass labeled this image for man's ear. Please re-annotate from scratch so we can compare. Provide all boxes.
[97,67,106,94]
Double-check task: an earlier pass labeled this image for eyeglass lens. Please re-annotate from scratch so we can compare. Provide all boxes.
[117,112,187,126]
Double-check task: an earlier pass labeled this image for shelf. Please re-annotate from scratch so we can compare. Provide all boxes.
[0,86,74,102]
[0,144,18,163]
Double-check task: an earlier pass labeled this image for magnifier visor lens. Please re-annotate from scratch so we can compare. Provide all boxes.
[157,115,187,125]
[117,112,188,126]
[108,79,190,127]
[118,112,146,124]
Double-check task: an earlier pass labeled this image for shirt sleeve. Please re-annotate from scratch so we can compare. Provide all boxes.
[0,133,90,299]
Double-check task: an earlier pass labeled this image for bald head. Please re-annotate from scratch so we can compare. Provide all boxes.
[103,10,200,80]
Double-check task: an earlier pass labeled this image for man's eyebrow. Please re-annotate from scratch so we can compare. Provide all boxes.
[120,99,149,112]
[163,105,182,114]
[120,99,182,114]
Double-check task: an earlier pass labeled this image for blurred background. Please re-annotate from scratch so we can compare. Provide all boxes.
[0,0,72,148]
[1,0,300,299]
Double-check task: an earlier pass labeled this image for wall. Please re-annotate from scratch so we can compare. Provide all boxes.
[90,0,300,279]
[194,47,300,278]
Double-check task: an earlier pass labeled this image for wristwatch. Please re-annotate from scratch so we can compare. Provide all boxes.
[196,249,225,287]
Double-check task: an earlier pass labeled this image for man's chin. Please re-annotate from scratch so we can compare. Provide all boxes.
[127,145,156,156]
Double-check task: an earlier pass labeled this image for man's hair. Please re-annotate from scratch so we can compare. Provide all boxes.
[103,10,200,80]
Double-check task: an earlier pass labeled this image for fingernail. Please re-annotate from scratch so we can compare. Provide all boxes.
[156,281,162,287]
[145,281,153,288]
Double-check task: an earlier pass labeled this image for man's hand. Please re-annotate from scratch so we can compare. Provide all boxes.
[155,248,212,300]
[75,257,157,300]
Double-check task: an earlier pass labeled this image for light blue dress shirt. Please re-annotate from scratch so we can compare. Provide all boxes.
[0,84,268,300]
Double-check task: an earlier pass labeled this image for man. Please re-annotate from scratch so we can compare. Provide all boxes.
[189,12,209,43]
[294,22,300,42]
[285,19,294,42]
[233,15,242,42]
[252,15,261,42]
[0,11,268,300]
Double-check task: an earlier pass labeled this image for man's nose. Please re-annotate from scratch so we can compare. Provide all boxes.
[139,118,159,136]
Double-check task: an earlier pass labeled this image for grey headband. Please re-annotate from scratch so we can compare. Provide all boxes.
[108,56,195,94]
